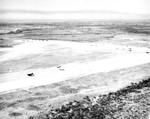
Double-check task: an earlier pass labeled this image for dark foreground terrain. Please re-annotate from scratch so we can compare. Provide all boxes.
[29,77,150,119]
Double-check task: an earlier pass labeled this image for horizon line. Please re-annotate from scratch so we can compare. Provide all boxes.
[0,9,150,16]
[1,18,150,23]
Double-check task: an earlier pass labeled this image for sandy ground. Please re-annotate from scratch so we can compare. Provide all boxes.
[0,40,150,93]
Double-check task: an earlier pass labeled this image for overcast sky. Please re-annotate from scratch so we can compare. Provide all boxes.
[0,0,150,21]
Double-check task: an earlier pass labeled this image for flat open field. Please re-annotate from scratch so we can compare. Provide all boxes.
[0,20,150,119]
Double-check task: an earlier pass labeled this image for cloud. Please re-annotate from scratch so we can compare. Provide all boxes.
[0,0,150,15]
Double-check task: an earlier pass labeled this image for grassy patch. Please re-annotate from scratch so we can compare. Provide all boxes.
[25,96,47,102]
[27,104,41,111]
[59,86,79,94]
[29,78,150,119]
[0,39,13,48]
[7,102,17,108]
[0,102,8,110]
[9,112,22,117]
